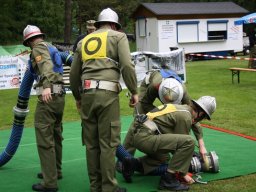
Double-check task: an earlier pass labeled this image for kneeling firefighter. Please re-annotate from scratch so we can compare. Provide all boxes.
[122,69,210,170]
[118,96,217,191]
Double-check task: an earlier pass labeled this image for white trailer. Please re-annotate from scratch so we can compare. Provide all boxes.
[132,2,248,61]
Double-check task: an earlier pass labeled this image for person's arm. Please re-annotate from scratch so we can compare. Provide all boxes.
[141,83,159,112]
[192,123,207,158]
[32,43,56,103]
[118,33,138,106]
[129,94,139,108]
[69,42,82,108]
[32,44,54,89]
[181,84,192,105]
[198,138,207,158]
[139,72,161,112]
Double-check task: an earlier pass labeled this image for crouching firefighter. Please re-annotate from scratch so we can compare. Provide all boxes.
[23,25,65,192]
[119,96,217,191]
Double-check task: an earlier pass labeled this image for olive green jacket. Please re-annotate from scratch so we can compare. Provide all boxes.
[147,104,194,135]
[70,26,137,101]
[30,40,63,88]
[139,71,203,140]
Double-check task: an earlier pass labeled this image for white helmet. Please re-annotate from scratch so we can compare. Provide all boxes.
[192,96,216,120]
[158,78,184,104]
[95,8,121,30]
[23,25,45,46]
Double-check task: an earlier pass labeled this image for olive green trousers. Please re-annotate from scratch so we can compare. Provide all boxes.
[133,126,195,175]
[34,95,65,188]
[81,89,121,192]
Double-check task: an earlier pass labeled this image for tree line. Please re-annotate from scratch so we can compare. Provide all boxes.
[0,0,255,45]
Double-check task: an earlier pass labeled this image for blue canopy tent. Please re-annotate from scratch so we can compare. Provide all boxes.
[235,12,256,25]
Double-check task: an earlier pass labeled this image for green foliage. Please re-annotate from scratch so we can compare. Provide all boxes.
[2,0,255,45]
[0,0,65,45]
[129,41,136,52]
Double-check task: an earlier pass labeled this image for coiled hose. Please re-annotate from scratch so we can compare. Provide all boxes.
[0,51,73,167]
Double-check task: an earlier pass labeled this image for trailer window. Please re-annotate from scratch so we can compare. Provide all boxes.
[138,18,146,37]
[176,21,199,43]
[207,20,228,40]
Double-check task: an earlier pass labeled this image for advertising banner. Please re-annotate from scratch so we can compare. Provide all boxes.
[0,49,186,92]
[0,57,19,89]
[0,55,30,90]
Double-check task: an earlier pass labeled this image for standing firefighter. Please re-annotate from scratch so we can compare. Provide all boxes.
[70,8,138,192]
[73,20,97,52]
[248,29,256,68]
[23,25,65,192]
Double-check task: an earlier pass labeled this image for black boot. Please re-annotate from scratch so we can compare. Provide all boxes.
[122,157,137,183]
[32,183,58,192]
[158,172,189,191]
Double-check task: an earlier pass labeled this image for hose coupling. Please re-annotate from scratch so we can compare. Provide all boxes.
[13,106,29,118]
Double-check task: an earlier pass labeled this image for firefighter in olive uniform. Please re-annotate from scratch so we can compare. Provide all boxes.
[124,96,216,191]
[123,70,191,154]
[73,20,97,52]
[23,25,65,192]
[118,71,208,174]
[69,8,138,192]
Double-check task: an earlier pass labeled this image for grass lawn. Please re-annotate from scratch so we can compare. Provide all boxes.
[0,57,256,191]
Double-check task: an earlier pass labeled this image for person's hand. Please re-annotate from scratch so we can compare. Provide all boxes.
[76,100,81,114]
[42,88,52,103]
[129,94,139,107]
[183,173,195,184]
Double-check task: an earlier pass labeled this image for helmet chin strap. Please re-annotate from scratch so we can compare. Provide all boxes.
[193,107,207,124]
